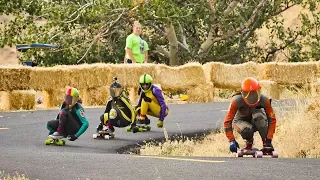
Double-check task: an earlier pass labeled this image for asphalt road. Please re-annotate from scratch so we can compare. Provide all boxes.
[0,100,319,180]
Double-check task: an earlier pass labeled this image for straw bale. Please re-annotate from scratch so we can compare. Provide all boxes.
[42,89,65,108]
[203,61,261,89]
[65,63,113,89]
[10,90,35,110]
[81,86,110,106]
[0,66,31,91]
[108,63,157,88]
[187,83,215,103]
[0,91,11,111]
[259,80,281,100]
[29,66,72,90]
[261,62,317,84]
[155,62,206,91]
[0,90,35,111]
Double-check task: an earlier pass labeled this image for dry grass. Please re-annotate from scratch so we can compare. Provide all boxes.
[140,86,320,158]
[0,171,30,180]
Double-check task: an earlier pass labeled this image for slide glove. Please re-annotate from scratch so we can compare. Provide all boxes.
[157,120,163,128]
[68,134,78,141]
[229,140,239,153]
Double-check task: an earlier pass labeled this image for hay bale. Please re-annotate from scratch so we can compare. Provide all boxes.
[259,80,281,100]
[203,61,261,89]
[187,83,215,103]
[155,62,206,91]
[29,66,72,90]
[261,62,317,84]
[0,90,35,111]
[81,86,110,106]
[42,89,65,108]
[0,91,11,111]
[66,63,113,89]
[0,66,31,91]
[10,90,35,110]
[108,63,157,88]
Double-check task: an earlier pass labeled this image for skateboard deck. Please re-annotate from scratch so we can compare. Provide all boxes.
[93,130,115,140]
[236,147,278,158]
[127,125,151,133]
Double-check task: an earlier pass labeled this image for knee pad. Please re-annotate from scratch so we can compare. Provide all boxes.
[241,127,254,140]
[252,111,266,122]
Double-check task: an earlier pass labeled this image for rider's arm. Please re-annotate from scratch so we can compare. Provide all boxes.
[153,87,167,121]
[264,98,277,140]
[224,99,237,142]
[75,107,89,137]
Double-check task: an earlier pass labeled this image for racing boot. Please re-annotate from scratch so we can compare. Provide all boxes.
[244,139,253,152]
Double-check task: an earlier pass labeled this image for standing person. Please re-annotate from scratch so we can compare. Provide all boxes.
[223,77,277,153]
[124,21,149,64]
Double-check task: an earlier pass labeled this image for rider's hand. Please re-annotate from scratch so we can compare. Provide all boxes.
[229,140,239,153]
[157,120,163,128]
[68,134,78,141]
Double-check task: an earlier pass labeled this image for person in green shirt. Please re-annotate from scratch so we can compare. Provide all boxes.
[124,21,149,64]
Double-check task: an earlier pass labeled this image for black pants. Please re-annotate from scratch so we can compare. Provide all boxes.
[47,109,80,136]
[126,59,132,64]
[100,107,132,128]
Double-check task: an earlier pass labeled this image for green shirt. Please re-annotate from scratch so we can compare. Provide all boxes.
[125,34,149,63]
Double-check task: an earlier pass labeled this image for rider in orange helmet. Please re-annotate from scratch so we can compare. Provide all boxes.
[224,77,277,153]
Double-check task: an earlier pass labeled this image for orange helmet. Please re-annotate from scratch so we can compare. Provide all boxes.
[241,77,261,107]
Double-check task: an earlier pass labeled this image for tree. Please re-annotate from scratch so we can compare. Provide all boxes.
[0,0,319,66]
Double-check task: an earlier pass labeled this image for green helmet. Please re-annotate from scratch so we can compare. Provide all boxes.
[139,74,153,92]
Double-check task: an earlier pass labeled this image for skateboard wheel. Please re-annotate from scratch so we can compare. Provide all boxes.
[146,126,151,131]
[93,134,98,139]
[104,135,110,140]
[132,127,139,133]
[57,140,64,146]
[255,151,263,158]
[236,150,243,157]
[272,151,279,158]
[45,139,52,145]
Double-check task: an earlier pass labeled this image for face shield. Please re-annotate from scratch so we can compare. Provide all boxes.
[65,95,79,108]
[241,89,261,106]
[110,87,122,98]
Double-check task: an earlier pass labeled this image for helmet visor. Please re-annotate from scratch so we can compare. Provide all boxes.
[242,90,260,106]
[65,95,79,107]
[110,87,122,98]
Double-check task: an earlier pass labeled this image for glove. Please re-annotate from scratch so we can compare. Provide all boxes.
[229,140,239,153]
[68,134,78,141]
[143,96,152,103]
[157,120,163,128]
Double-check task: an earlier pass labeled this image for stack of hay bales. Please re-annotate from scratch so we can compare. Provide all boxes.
[261,62,317,84]
[29,66,72,108]
[261,62,318,99]
[203,61,262,89]
[0,66,34,111]
[155,62,214,102]
[9,90,35,110]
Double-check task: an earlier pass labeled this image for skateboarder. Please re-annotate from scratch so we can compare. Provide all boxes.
[135,74,169,128]
[223,77,277,153]
[46,87,89,141]
[95,77,136,135]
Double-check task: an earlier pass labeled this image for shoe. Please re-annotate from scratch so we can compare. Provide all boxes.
[50,131,66,139]
[262,138,274,151]
[244,139,253,151]
[96,124,103,133]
